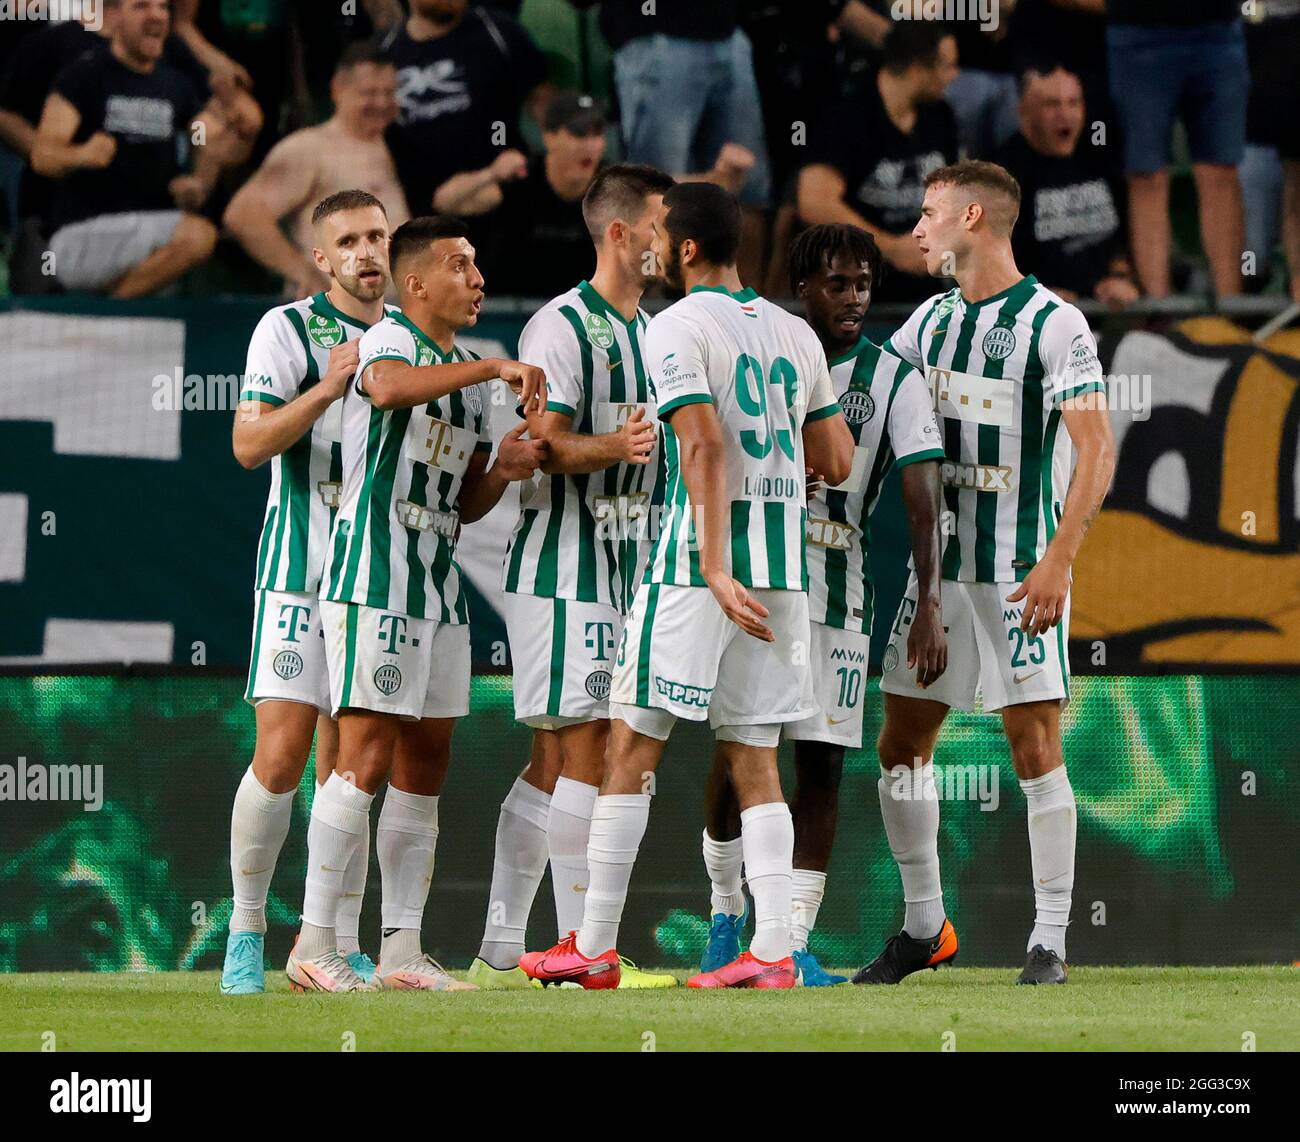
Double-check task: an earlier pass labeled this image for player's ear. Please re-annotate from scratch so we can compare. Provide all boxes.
[311,247,332,276]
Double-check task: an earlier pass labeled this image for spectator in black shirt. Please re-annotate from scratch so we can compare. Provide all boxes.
[381,0,550,218]
[436,91,607,297]
[30,0,220,296]
[797,22,959,303]
[995,66,1138,306]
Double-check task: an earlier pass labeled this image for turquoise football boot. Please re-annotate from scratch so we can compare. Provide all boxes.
[700,897,749,973]
[220,930,266,995]
[346,950,378,986]
[792,947,848,987]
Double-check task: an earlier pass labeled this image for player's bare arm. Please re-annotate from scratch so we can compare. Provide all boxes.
[1006,395,1116,637]
[458,424,549,523]
[899,460,947,686]
[533,406,655,476]
[232,339,359,469]
[670,402,774,642]
[363,357,546,414]
[801,409,855,488]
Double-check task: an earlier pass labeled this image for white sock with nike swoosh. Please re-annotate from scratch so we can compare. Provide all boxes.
[230,765,295,935]
[299,772,374,957]
[547,776,599,939]
[1021,766,1075,959]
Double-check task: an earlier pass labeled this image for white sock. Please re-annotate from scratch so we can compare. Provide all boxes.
[878,763,945,939]
[547,776,599,938]
[576,794,650,958]
[702,829,745,917]
[335,809,369,957]
[1021,766,1075,959]
[229,766,296,935]
[790,868,826,953]
[377,786,439,934]
[741,802,794,963]
[478,777,551,969]
[299,772,373,954]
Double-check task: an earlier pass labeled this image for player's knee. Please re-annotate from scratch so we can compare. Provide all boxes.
[1007,723,1057,777]
[174,215,218,261]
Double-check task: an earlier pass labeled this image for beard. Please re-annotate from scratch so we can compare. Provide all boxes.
[335,264,387,302]
[661,243,684,290]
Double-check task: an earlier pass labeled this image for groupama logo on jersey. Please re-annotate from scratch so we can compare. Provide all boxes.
[306,314,343,349]
[584,312,615,350]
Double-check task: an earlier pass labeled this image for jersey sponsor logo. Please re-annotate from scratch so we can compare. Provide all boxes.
[272,649,304,680]
[882,645,899,672]
[377,614,409,655]
[277,603,312,643]
[395,500,458,538]
[584,621,617,662]
[829,645,866,663]
[373,663,403,695]
[840,389,875,425]
[981,325,1017,361]
[317,480,342,508]
[245,372,274,388]
[930,367,1015,428]
[806,516,857,551]
[654,676,713,708]
[1067,332,1101,379]
[585,670,612,700]
[306,314,343,349]
[941,460,1013,492]
[594,402,658,436]
[584,312,615,350]
[413,419,472,469]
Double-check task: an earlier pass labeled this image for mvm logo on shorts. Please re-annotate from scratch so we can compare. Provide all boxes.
[654,676,713,707]
[941,461,1013,492]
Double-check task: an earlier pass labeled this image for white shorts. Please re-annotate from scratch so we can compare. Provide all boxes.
[321,600,470,721]
[610,581,817,730]
[879,573,1070,712]
[244,588,330,712]
[783,622,870,749]
[502,591,622,729]
[50,210,184,292]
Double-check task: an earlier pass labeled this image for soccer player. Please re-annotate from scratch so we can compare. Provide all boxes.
[858,160,1115,985]
[222,189,396,996]
[520,182,855,990]
[470,164,678,991]
[285,215,547,992]
[698,223,948,986]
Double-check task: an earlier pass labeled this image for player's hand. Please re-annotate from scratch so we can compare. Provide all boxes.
[494,421,549,481]
[705,571,774,642]
[616,406,655,464]
[1005,551,1070,638]
[805,465,826,499]
[907,593,947,688]
[320,340,361,400]
[168,174,209,210]
[498,359,546,415]
[79,131,117,170]
[490,148,529,183]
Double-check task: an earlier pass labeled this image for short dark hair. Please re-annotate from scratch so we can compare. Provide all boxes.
[335,41,392,76]
[311,189,387,226]
[881,21,952,73]
[582,163,675,243]
[788,223,884,297]
[388,215,471,273]
[661,181,741,268]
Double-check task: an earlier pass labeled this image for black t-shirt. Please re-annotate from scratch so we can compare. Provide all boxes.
[380,8,546,214]
[1109,1,1239,25]
[598,0,739,50]
[994,133,1125,297]
[481,158,594,297]
[806,80,958,302]
[50,50,202,229]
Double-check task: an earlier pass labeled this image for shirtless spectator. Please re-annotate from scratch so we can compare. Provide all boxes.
[224,44,410,298]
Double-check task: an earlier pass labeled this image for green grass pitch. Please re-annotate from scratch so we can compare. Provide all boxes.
[1,967,1296,1051]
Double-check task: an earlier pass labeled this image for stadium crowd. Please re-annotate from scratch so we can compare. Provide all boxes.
[0,0,1297,305]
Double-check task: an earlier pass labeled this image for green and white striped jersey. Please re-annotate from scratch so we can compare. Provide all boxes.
[502,281,658,613]
[323,312,493,623]
[240,293,395,594]
[883,275,1104,584]
[644,286,840,591]
[808,338,944,634]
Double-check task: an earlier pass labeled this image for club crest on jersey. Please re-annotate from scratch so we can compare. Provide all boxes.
[373,663,402,695]
[272,649,303,680]
[463,385,483,417]
[840,389,875,425]
[417,345,435,367]
[306,314,343,348]
[585,670,612,700]
[982,326,1017,360]
[882,645,899,672]
[584,312,615,350]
